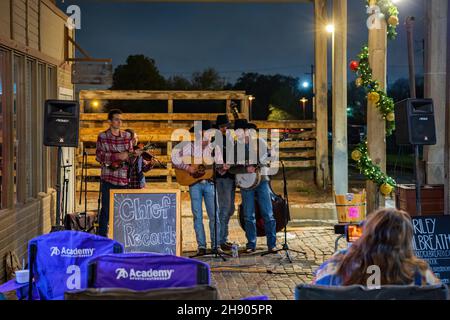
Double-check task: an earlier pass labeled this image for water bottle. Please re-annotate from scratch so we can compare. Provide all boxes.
[231,243,239,258]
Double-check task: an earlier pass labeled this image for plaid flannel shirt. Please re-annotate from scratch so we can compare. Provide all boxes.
[96,129,133,186]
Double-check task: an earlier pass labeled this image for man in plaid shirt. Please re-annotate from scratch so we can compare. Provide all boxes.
[96,109,141,236]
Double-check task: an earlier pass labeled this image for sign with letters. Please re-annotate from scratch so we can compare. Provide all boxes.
[109,189,182,255]
[72,63,113,85]
[412,215,450,284]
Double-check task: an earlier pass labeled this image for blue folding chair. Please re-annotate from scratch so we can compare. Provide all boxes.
[87,253,210,291]
[28,231,123,300]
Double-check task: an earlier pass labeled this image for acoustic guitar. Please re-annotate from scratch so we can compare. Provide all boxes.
[174,157,214,186]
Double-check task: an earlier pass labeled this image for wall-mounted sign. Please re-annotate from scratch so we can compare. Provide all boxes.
[72,63,113,85]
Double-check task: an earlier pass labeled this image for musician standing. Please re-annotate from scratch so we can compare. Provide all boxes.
[231,119,277,253]
[172,120,224,256]
[95,109,141,236]
[125,128,154,189]
[214,114,236,252]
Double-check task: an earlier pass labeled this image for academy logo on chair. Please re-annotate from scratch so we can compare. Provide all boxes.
[50,246,95,258]
[115,267,175,281]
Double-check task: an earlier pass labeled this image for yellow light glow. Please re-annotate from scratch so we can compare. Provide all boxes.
[326,24,335,33]
[91,100,100,108]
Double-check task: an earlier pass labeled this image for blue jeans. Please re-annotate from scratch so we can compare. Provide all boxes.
[216,177,236,245]
[98,180,127,237]
[241,180,277,250]
[189,181,220,249]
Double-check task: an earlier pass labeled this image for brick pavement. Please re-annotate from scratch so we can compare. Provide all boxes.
[77,190,344,300]
[181,217,346,300]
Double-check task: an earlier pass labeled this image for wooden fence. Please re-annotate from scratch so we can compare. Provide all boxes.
[77,90,316,192]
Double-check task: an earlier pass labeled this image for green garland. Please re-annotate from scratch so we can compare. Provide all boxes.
[356,46,396,136]
[366,0,399,40]
[352,141,396,188]
[350,0,399,195]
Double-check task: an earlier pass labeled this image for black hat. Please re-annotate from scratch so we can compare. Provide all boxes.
[214,114,230,129]
[234,119,249,130]
[189,120,213,132]
[214,114,230,128]
[234,119,257,130]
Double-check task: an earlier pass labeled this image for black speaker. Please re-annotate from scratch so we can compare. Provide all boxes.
[44,100,80,147]
[395,98,436,146]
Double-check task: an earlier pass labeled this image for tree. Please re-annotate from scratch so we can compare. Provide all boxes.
[347,80,367,125]
[191,68,225,90]
[267,105,296,121]
[234,73,302,120]
[111,54,166,90]
[106,55,167,112]
[166,75,192,90]
[387,76,424,102]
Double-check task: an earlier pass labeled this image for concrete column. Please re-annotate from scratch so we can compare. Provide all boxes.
[332,0,348,195]
[366,3,387,213]
[314,0,330,189]
[444,1,450,215]
[424,0,448,185]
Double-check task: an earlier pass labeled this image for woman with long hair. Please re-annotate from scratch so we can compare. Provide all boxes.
[314,208,440,286]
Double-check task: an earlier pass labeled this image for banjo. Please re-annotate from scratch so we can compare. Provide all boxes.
[235,165,262,190]
[229,104,263,190]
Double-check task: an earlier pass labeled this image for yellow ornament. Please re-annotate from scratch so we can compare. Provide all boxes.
[386,112,395,122]
[388,16,399,26]
[368,91,380,104]
[351,150,362,161]
[355,77,363,87]
[380,183,393,196]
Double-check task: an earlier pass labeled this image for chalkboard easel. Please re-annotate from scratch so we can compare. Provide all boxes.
[108,189,182,256]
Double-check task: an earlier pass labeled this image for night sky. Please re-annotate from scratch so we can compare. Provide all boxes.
[57,0,426,86]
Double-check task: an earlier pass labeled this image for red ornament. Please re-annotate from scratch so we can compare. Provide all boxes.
[349,61,359,72]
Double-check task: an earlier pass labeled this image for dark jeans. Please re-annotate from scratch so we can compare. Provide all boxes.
[216,177,236,245]
[98,180,127,237]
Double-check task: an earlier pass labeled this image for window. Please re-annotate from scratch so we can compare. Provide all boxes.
[37,63,46,193]
[26,59,35,199]
[13,54,29,204]
[0,51,4,208]
[47,67,57,190]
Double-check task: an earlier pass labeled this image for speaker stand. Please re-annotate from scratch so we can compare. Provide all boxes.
[414,145,422,216]
[56,147,62,226]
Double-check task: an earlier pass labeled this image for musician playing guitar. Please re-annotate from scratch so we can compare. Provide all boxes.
[172,120,225,256]
[230,119,278,254]
[95,109,144,237]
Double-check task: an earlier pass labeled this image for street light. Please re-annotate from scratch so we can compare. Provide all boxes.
[248,95,255,120]
[326,24,335,34]
[302,81,310,89]
[300,97,308,120]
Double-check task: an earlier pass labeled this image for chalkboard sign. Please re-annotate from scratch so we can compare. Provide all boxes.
[412,215,450,284]
[108,189,181,255]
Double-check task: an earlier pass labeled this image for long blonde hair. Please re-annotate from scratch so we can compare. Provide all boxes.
[336,208,429,285]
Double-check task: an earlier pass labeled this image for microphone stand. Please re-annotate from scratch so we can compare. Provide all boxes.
[261,160,306,263]
[92,179,102,235]
[83,150,88,231]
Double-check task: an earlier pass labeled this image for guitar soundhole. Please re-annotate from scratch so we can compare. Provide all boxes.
[192,165,206,178]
